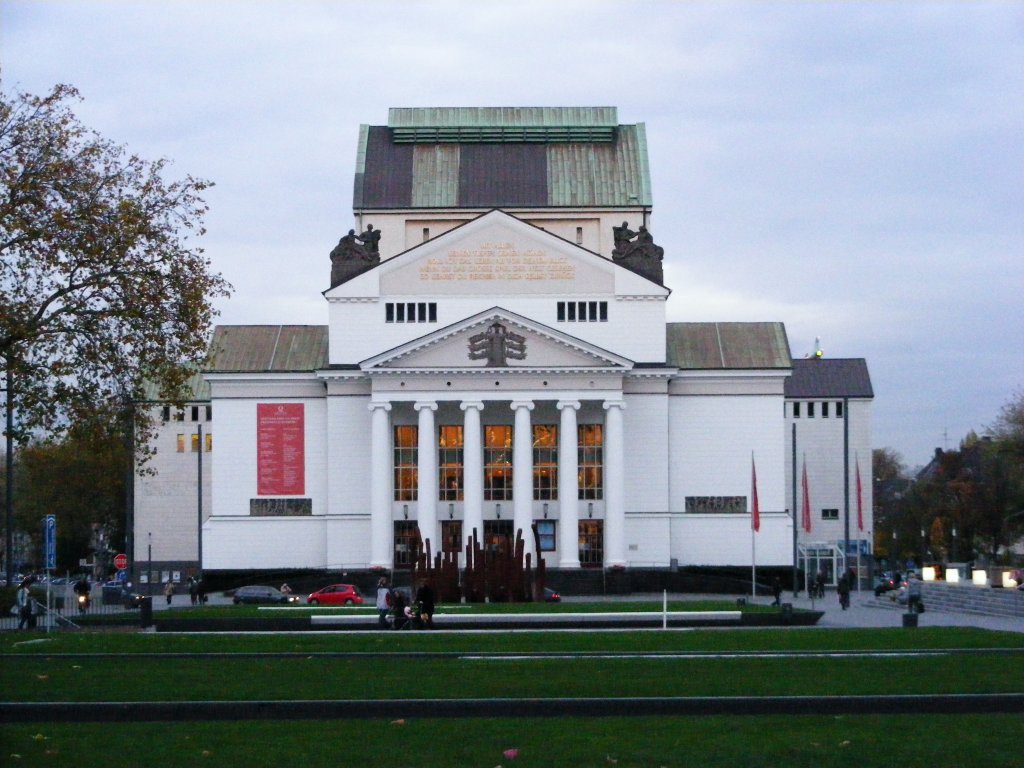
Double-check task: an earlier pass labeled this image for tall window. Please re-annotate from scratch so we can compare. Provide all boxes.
[536,520,556,552]
[533,424,558,500]
[441,520,463,555]
[578,520,603,566]
[439,426,464,501]
[578,424,603,499]
[393,521,419,569]
[394,426,418,501]
[484,425,513,500]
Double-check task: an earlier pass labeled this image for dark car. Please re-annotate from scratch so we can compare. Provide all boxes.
[874,572,903,596]
[544,587,561,602]
[232,585,301,605]
[307,583,364,606]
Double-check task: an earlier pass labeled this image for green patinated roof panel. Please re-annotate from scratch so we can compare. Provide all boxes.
[667,322,792,370]
[206,325,329,373]
[546,125,651,206]
[411,144,460,207]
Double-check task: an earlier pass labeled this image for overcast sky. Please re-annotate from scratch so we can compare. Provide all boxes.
[3,1,1022,468]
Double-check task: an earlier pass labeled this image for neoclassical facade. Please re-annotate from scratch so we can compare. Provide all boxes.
[133,108,872,581]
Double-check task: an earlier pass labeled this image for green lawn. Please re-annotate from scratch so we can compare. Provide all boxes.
[3,625,1023,767]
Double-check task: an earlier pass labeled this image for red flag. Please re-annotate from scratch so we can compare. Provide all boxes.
[801,459,812,533]
[751,455,760,532]
[856,456,864,532]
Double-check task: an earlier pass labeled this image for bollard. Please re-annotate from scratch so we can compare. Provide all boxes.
[781,603,793,625]
[140,596,153,628]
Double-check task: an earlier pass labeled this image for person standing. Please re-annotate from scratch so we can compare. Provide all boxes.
[837,571,851,610]
[416,579,436,629]
[375,577,392,628]
[188,576,198,606]
[16,578,35,630]
[771,577,782,607]
[163,580,174,606]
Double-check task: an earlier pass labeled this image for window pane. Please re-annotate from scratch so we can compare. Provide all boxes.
[533,425,558,500]
[578,424,603,500]
[394,425,419,501]
[484,425,513,501]
[438,425,464,501]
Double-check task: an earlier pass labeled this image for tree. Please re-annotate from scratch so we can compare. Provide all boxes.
[1,81,231,581]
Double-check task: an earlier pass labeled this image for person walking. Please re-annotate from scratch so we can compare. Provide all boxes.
[416,579,436,629]
[188,576,198,606]
[771,577,782,607]
[15,578,35,630]
[375,577,392,628]
[837,571,851,610]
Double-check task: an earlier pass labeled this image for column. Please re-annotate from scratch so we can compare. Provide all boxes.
[461,401,484,551]
[368,401,392,569]
[415,401,438,556]
[511,400,535,561]
[603,399,627,568]
[557,400,581,569]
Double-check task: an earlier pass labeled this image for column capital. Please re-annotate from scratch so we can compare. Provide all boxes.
[460,400,485,412]
[603,399,626,411]
[368,401,392,412]
[414,400,438,412]
[510,400,535,412]
[556,399,581,411]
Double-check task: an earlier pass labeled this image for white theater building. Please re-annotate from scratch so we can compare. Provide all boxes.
[133,108,872,584]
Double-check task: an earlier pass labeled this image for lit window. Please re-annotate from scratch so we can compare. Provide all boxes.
[176,434,185,452]
[191,434,200,452]
[533,425,558,500]
[394,426,418,501]
[484,425,513,501]
[205,433,213,452]
[578,424,603,500]
[438,425,464,501]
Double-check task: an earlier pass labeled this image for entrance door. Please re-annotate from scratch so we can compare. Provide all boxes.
[579,520,603,567]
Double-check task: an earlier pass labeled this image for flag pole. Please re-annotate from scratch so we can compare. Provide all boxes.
[751,452,758,600]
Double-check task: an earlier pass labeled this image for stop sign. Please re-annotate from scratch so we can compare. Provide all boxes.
[113,553,129,570]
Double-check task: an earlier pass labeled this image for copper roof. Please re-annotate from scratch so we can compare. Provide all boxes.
[206,326,329,373]
[666,322,792,370]
[354,107,651,210]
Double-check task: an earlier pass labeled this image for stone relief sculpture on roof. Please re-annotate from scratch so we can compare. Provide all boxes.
[611,221,664,285]
[329,225,381,287]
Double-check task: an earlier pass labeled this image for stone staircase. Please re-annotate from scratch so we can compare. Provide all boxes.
[867,582,1024,620]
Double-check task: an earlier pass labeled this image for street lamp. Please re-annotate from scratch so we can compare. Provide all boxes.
[147,532,152,597]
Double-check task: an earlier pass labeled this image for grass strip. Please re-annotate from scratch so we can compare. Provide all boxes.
[3,715,1024,767]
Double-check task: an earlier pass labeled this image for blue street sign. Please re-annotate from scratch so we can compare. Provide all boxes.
[44,515,57,569]
[116,569,128,583]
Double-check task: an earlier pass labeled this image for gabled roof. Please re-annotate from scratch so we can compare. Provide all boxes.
[360,306,633,372]
[784,358,874,398]
[354,107,652,209]
[666,322,792,370]
[205,326,329,373]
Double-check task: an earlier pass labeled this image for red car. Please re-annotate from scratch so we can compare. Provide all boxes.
[307,584,364,606]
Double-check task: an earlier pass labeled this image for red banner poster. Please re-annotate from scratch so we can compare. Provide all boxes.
[257,403,305,495]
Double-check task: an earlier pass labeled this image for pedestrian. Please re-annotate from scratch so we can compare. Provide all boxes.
[416,579,436,629]
[197,578,207,604]
[375,577,392,628]
[188,576,198,606]
[907,572,923,613]
[771,577,782,607]
[163,580,174,606]
[280,583,292,595]
[15,578,35,630]
[837,571,850,610]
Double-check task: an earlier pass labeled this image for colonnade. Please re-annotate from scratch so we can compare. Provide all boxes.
[367,397,626,570]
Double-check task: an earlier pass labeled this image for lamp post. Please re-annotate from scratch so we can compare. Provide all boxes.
[951,525,958,562]
[147,532,152,597]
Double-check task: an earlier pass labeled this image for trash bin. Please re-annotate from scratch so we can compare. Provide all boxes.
[902,612,918,628]
[139,596,153,628]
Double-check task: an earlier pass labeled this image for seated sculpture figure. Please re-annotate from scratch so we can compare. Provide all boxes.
[329,224,381,287]
[611,223,664,285]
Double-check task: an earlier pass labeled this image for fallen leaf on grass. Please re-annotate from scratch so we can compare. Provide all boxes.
[391,719,406,725]
[31,734,46,741]
[606,757,618,764]
[201,750,212,757]
[36,675,48,680]
[839,740,851,747]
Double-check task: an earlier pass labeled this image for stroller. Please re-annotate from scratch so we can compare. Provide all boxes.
[388,591,421,630]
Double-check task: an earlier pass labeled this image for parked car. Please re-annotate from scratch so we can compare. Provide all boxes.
[232,585,301,605]
[543,587,561,602]
[873,572,902,596]
[307,583,364,606]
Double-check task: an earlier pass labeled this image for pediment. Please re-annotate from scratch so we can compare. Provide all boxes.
[360,307,633,372]
[326,209,667,299]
